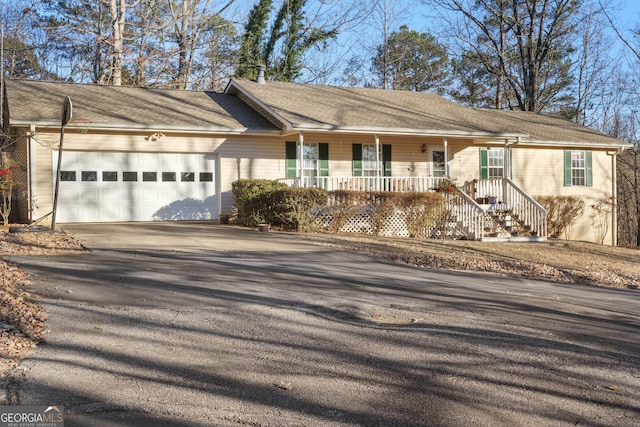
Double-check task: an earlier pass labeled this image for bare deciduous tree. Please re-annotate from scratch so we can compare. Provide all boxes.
[427,0,580,112]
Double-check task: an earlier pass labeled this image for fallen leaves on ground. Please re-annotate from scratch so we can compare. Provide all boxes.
[0,229,85,255]
[0,228,86,378]
[298,233,640,289]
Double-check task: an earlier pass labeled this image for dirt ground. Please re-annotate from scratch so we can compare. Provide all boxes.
[298,233,640,289]
[0,228,85,388]
[0,226,638,395]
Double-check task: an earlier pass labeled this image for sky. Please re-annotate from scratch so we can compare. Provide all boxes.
[314,0,640,86]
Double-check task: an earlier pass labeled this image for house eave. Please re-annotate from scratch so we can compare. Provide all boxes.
[289,123,527,139]
[9,120,281,136]
[515,138,633,150]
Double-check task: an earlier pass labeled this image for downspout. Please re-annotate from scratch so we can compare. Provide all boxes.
[298,131,304,187]
[28,124,35,222]
[610,149,620,246]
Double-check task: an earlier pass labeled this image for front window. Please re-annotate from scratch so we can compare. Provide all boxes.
[302,143,318,186]
[571,150,586,186]
[362,144,379,177]
[488,148,504,179]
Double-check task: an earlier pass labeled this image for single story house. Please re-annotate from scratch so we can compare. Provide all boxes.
[2,77,632,244]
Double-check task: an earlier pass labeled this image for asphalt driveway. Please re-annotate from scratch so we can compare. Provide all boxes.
[5,223,640,426]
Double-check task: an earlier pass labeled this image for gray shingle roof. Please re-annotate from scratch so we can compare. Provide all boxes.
[227,78,509,136]
[5,79,277,132]
[5,78,629,148]
[227,78,627,146]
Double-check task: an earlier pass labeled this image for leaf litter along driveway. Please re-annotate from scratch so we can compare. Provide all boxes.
[1,223,640,426]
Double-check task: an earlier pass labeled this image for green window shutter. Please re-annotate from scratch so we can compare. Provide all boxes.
[585,150,593,187]
[319,143,329,177]
[480,148,488,179]
[382,144,392,177]
[285,141,297,178]
[564,150,572,187]
[352,144,362,177]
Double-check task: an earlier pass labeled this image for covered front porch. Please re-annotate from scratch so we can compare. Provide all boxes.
[279,132,546,241]
[279,175,547,242]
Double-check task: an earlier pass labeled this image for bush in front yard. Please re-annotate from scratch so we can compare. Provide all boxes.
[324,191,372,233]
[394,192,448,238]
[322,191,447,236]
[232,179,328,230]
[231,179,287,226]
[536,196,584,239]
[272,187,328,232]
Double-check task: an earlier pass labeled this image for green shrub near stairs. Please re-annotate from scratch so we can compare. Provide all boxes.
[231,179,287,226]
[232,179,328,230]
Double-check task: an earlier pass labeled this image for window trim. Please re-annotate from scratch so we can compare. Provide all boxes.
[564,150,593,187]
[285,141,329,179]
[352,143,391,177]
[480,147,504,179]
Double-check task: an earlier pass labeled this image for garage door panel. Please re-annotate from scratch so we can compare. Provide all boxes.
[78,188,100,203]
[53,151,217,223]
[100,187,124,202]
[100,153,121,169]
[152,201,216,221]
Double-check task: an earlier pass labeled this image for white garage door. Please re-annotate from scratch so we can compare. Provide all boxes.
[52,151,218,222]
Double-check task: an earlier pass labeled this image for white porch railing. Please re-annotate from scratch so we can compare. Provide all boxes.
[278,176,447,192]
[447,190,485,240]
[279,176,546,240]
[503,178,547,238]
[464,178,547,238]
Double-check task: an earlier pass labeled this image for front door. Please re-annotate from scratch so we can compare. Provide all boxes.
[428,148,446,177]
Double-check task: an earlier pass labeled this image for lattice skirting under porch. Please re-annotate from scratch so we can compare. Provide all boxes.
[313,204,464,239]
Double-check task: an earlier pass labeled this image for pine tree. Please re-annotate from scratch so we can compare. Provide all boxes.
[373,26,449,92]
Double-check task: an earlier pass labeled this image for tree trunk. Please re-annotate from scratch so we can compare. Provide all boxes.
[110,0,126,86]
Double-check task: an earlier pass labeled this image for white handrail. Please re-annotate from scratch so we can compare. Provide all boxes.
[466,178,547,238]
[448,189,485,240]
[503,178,547,238]
[278,176,447,192]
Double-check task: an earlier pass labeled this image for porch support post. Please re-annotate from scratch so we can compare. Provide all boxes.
[503,139,510,206]
[504,139,512,179]
[443,138,449,177]
[375,134,380,191]
[298,131,304,187]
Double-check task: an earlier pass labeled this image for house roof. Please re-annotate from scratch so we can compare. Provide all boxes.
[226,78,629,148]
[475,109,626,147]
[4,78,630,149]
[225,78,523,138]
[4,79,278,133]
